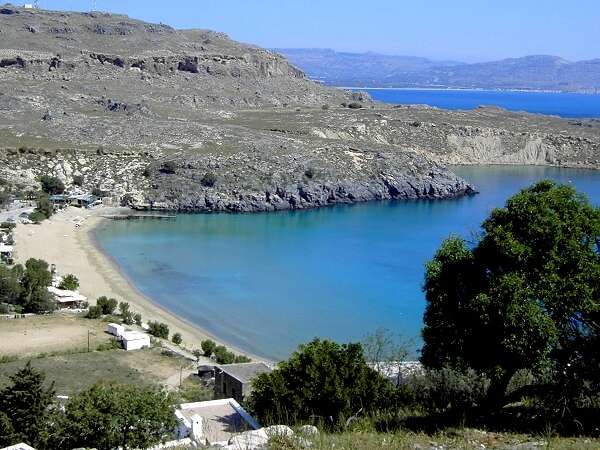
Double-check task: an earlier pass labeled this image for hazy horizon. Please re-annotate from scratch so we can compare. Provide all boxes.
[29,0,600,63]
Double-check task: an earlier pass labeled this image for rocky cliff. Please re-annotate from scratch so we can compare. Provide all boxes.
[0,5,598,212]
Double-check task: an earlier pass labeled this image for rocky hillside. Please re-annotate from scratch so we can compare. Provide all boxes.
[0,5,598,212]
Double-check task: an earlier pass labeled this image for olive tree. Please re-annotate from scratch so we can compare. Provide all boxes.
[422,181,600,409]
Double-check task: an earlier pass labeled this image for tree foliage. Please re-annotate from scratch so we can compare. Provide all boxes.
[96,296,118,315]
[0,362,55,448]
[148,321,169,339]
[58,274,79,291]
[422,181,600,408]
[248,338,395,427]
[201,339,216,357]
[33,195,54,220]
[171,333,182,345]
[55,382,177,450]
[39,175,65,195]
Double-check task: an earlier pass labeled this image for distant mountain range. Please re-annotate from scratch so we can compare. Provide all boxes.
[274,49,600,93]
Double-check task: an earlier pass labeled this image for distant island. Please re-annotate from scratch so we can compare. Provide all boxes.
[275,48,600,93]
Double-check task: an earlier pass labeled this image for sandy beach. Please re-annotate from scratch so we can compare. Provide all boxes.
[12,206,261,361]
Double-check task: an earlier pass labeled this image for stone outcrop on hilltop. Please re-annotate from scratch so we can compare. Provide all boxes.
[0,5,598,212]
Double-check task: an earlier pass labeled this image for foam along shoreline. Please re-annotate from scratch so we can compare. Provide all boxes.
[12,206,266,363]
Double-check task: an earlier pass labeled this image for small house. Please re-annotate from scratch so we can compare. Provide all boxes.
[214,362,272,403]
[120,331,151,351]
[47,286,88,309]
[69,194,96,208]
[1,443,37,450]
[48,194,69,209]
[175,398,260,447]
[107,323,125,337]
[198,365,215,380]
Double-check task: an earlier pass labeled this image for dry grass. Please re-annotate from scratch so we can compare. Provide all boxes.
[269,429,600,450]
[0,314,112,358]
[0,346,193,396]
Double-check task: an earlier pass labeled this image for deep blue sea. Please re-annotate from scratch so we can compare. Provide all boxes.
[95,166,600,360]
[361,88,600,118]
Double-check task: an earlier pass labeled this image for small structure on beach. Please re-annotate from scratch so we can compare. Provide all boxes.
[175,398,259,447]
[1,443,37,450]
[48,194,69,209]
[0,243,14,263]
[69,194,97,208]
[106,323,151,351]
[47,286,88,309]
[214,362,272,403]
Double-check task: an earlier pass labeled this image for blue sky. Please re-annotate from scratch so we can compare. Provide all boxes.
[38,0,598,62]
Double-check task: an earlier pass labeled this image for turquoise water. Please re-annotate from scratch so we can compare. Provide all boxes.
[362,88,600,118]
[95,167,600,360]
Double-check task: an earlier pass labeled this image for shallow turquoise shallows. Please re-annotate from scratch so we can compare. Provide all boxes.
[94,166,600,360]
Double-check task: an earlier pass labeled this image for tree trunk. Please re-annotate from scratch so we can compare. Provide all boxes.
[484,370,514,411]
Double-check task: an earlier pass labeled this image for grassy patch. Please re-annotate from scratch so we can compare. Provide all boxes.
[178,374,213,403]
[0,347,191,396]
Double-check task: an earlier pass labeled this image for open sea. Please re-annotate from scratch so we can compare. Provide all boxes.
[361,88,600,118]
[95,166,600,360]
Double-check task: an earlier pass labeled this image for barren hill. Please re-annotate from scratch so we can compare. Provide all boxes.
[0,5,598,212]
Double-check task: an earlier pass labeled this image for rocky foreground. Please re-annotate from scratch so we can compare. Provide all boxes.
[0,5,598,212]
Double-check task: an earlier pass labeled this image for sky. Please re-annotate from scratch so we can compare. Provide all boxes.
[36,0,599,63]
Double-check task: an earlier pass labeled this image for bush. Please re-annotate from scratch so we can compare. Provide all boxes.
[234,355,251,363]
[200,172,217,187]
[118,301,130,316]
[201,339,216,357]
[0,222,16,231]
[40,175,65,195]
[142,167,151,178]
[304,167,316,179]
[348,102,363,109]
[172,333,182,345]
[28,211,46,224]
[159,161,177,174]
[34,196,53,220]
[406,368,490,415]
[58,274,79,291]
[122,311,134,325]
[214,345,235,364]
[148,321,169,339]
[96,296,118,315]
[86,305,102,319]
[248,338,395,427]
[72,175,84,186]
[134,312,142,326]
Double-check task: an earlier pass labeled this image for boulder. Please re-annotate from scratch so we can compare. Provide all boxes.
[227,428,269,449]
[264,425,294,438]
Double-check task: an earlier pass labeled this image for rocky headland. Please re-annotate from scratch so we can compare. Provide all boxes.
[0,5,598,212]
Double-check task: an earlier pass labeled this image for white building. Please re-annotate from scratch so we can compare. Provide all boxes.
[107,323,125,337]
[175,398,260,447]
[120,330,151,351]
[105,323,151,351]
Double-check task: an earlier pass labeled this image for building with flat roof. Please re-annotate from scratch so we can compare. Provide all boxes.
[47,286,88,310]
[214,362,272,403]
[175,398,259,447]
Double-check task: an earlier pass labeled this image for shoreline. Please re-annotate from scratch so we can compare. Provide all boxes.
[13,207,269,364]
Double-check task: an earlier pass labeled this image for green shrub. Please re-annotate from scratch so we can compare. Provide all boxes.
[171,333,182,345]
[0,222,16,230]
[406,368,489,414]
[134,312,142,326]
[304,167,316,179]
[72,175,84,186]
[40,175,65,195]
[97,339,121,351]
[148,321,169,339]
[58,274,79,291]
[96,296,118,315]
[234,354,251,363]
[201,339,216,357]
[348,102,363,109]
[214,345,235,364]
[28,211,46,224]
[86,305,102,319]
